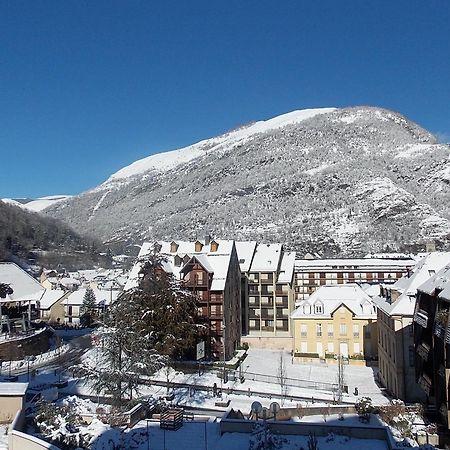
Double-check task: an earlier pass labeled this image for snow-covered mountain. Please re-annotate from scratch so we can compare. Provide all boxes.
[3,195,72,212]
[45,106,450,256]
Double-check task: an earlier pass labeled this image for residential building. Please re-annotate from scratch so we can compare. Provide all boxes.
[63,288,118,325]
[294,257,417,304]
[242,243,295,349]
[414,264,450,429]
[126,238,241,360]
[36,289,69,325]
[291,284,378,364]
[375,252,450,402]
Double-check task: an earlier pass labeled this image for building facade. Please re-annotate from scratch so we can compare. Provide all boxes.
[414,264,450,429]
[294,257,416,304]
[375,253,450,402]
[291,284,378,364]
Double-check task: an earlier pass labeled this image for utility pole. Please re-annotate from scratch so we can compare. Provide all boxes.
[337,353,344,403]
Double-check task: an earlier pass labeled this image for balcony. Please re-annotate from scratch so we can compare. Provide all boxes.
[414,310,428,328]
[418,374,432,395]
[417,342,430,361]
[183,278,208,288]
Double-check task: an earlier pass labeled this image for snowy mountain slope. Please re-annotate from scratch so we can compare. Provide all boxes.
[45,106,450,256]
[2,195,72,212]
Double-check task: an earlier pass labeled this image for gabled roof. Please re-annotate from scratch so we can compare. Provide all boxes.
[291,284,376,319]
[235,241,257,273]
[37,289,68,310]
[180,255,214,274]
[418,264,450,301]
[249,243,283,272]
[65,288,119,306]
[0,262,44,301]
[277,251,296,284]
[376,252,450,316]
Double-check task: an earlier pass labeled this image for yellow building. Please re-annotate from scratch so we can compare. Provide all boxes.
[291,284,378,365]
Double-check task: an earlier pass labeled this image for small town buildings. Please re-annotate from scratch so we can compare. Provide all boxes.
[291,284,378,364]
[375,252,450,402]
[294,257,417,304]
[414,264,450,429]
[126,238,241,360]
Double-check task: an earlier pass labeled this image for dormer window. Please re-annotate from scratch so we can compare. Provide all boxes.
[195,241,203,252]
[314,302,323,314]
[303,303,311,314]
[210,240,219,252]
[174,255,182,267]
[170,241,178,253]
[183,255,190,265]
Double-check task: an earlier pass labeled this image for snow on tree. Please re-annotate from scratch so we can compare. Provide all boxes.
[73,250,205,409]
[0,283,13,298]
[80,287,97,327]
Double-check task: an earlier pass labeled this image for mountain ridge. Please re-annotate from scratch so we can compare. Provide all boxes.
[45,106,450,256]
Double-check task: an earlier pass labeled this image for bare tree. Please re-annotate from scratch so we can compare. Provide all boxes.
[277,353,287,404]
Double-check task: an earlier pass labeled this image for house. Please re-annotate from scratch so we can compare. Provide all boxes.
[64,288,118,325]
[294,257,417,304]
[414,264,450,429]
[375,252,450,402]
[36,289,69,325]
[126,238,241,360]
[291,284,378,364]
[0,263,44,333]
[241,243,296,349]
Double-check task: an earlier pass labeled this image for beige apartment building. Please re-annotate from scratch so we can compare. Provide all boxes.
[240,243,295,349]
[294,257,416,304]
[291,284,378,365]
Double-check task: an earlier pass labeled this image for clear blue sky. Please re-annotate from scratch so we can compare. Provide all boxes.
[1,0,449,198]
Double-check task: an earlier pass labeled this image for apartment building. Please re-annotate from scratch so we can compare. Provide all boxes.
[414,264,450,429]
[291,284,378,364]
[294,257,417,304]
[126,238,241,360]
[375,253,450,402]
[241,243,295,349]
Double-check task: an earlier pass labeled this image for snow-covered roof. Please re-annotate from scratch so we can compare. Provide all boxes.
[0,382,28,396]
[249,243,283,272]
[65,288,119,306]
[0,262,44,301]
[291,284,377,319]
[277,252,296,284]
[376,252,450,316]
[59,277,81,287]
[235,241,257,273]
[126,239,236,292]
[417,264,450,301]
[37,289,68,310]
[294,257,416,270]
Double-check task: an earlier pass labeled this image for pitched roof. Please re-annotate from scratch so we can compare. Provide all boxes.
[0,262,44,301]
[37,289,68,310]
[235,241,257,272]
[291,284,376,319]
[376,252,450,316]
[249,243,283,272]
[417,264,450,301]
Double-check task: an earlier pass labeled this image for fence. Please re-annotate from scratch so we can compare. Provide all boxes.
[225,369,338,392]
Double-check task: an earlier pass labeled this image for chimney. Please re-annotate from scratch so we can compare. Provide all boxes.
[205,235,211,245]
[426,241,436,253]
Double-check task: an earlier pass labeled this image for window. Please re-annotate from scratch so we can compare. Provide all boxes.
[353,324,359,338]
[354,342,360,354]
[316,323,322,337]
[339,323,347,336]
[314,302,323,314]
[301,324,307,337]
[408,345,415,367]
[327,342,334,353]
[327,324,333,337]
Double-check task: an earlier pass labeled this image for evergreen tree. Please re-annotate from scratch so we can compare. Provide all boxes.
[80,287,97,327]
[0,283,13,298]
[73,249,204,409]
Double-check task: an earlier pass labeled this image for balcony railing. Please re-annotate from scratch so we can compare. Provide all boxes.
[417,342,430,361]
[414,310,428,328]
[183,278,208,288]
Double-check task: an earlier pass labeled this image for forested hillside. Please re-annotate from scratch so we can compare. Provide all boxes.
[0,200,110,269]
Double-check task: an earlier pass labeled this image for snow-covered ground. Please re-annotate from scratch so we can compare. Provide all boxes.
[0,425,7,450]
